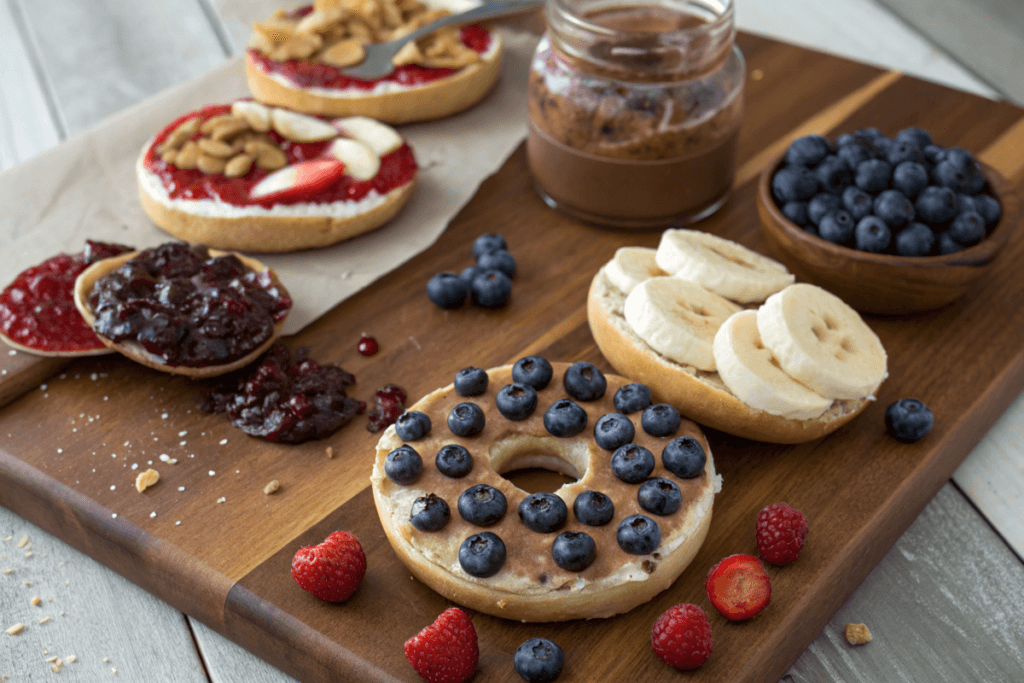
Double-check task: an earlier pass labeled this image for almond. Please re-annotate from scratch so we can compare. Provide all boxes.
[210,117,251,142]
[245,141,289,171]
[175,141,200,169]
[197,153,227,175]
[225,154,255,178]
[198,138,236,159]
[232,101,272,132]
[319,39,366,68]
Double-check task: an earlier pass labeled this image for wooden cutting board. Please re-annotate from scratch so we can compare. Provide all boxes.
[2,33,1023,683]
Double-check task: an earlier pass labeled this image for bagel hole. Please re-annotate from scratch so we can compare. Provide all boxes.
[488,435,587,495]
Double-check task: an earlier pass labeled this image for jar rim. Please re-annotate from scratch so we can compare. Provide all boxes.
[548,0,735,40]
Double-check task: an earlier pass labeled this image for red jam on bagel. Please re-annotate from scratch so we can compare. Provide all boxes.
[371,359,720,622]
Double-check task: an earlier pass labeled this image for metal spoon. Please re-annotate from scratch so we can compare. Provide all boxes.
[340,0,544,81]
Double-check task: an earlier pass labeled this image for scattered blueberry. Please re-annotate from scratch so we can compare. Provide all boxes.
[614,383,652,414]
[426,272,468,309]
[949,211,986,246]
[892,161,929,198]
[855,216,892,253]
[395,410,431,440]
[448,402,486,437]
[842,186,874,221]
[512,356,554,390]
[459,531,506,577]
[518,492,568,533]
[894,222,936,257]
[818,211,856,245]
[454,366,488,396]
[640,403,681,437]
[772,165,819,203]
[458,484,507,526]
[458,265,483,285]
[472,233,507,259]
[593,412,636,450]
[410,493,450,531]
[854,159,892,194]
[612,444,656,483]
[496,383,538,420]
[915,186,959,224]
[617,514,661,555]
[551,531,597,572]
[543,399,588,437]
[514,638,564,683]
[808,193,842,225]
[435,443,473,478]
[784,135,831,166]
[384,445,422,485]
[638,478,682,516]
[782,201,810,226]
[885,398,934,441]
[662,436,706,479]
[470,270,513,308]
[477,249,516,278]
[873,190,915,228]
[573,490,615,526]
[563,362,607,401]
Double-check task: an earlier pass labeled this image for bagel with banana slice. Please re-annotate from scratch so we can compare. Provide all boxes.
[588,229,887,443]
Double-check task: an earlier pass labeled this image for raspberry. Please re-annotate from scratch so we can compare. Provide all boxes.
[404,607,479,683]
[290,531,366,602]
[651,603,713,670]
[705,554,771,621]
[756,502,809,566]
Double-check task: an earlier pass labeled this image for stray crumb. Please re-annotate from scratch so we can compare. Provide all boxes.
[2,569,12,575]
[325,446,334,459]
[751,68,764,80]
[45,656,58,663]
[844,622,872,645]
[112,668,117,674]
[24,552,33,558]
[6,623,24,635]
[65,655,76,663]
[30,596,41,606]
[263,480,280,495]
[17,536,28,548]
[4,536,11,541]
[22,580,31,586]
[103,658,109,663]
[216,497,226,504]
[51,664,61,673]
[135,468,160,493]
[38,616,51,625]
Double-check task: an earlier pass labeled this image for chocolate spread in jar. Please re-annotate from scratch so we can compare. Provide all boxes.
[527,2,745,228]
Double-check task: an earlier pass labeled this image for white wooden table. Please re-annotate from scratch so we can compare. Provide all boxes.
[2,1,1023,680]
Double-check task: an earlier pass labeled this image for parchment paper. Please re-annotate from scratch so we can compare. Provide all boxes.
[0,28,539,336]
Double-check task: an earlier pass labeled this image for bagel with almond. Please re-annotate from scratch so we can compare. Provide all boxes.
[587,230,888,444]
[245,0,503,124]
[137,100,417,253]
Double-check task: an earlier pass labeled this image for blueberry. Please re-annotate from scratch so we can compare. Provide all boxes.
[477,249,516,278]
[458,265,483,285]
[458,484,507,526]
[933,150,986,194]
[435,443,473,478]
[886,141,924,166]
[842,186,874,221]
[611,444,656,483]
[426,272,468,309]
[638,478,682,515]
[518,492,568,533]
[593,412,636,450]
[855,216,892,253]
[923,144,946,164]
[459,531,506,577]
[874,190,915,228]
[614,383,652,414]
[896,127,933,150]
[885,398,934,441]
[384,445,422,484]
[640,403,681,437]
[892,161,930,198]
[818,211,856,245]
[808,193,842,225]
[662,436,706,478]
[512,356,554,390]
[448,402,486,437]
[496,383,538,420]
[782,200,810,226]
[573,490,615,526]
[784,135,831,166]
[937,231,965,255]
[563,361,607,401]
[470,270,512,308]
[395,410,431,440]
[948,211,986,246]
[957,194,979,216]
[543,399,588,437]
[410,493,450,531]
[894,223,936,257]
[472,233,507,259]
[836,133,857,148]
[974,195,1001,225]
[802,224,820,237]
[837,142,874,170]
[454,366,488,396]
[617,514,661,555]
[814,156,852,195]
[514,638,564,683]
[915,186,959,224]
[855,159,892,194]
[551,531,597,572]
[771,165,819,203]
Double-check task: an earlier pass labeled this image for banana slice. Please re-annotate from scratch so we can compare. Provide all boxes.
[604,247,667,294]
[756,283,887,400]
[624,276,741,371]
[655,229,795,304]
[714,310,833,419]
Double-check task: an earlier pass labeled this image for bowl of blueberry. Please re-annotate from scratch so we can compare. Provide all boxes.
[757,127,1018,314]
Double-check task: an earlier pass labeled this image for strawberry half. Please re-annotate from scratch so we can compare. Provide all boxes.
[290,530,366,602]
[250,158,347,204]
[404,607,478,683]
[705,554,771,621]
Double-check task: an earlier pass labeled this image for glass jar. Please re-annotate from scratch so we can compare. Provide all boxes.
[526,0,744,228]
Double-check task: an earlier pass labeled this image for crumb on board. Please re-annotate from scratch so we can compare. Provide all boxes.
[30,596,41,606]
[326,446,334,459]
[6,623,24,635]
[264,480,281,495]
[17,536,28,549]
[135,468,160,493]
[844,622,872,645]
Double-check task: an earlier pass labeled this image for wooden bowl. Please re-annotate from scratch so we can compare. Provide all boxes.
[756,155,1019,315]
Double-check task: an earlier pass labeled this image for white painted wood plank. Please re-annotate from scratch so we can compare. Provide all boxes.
[0,506,210,682]
[0,0,60,171]
[189,618,297,683]
[785,483,1024,682]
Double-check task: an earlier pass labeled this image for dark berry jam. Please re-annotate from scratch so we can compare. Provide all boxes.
[201,343,366,443]
[357,335,378,356]
[247,25,491,92]
[0,241,133,354]
[142,103,418,208]
[89,242,291,367]
[366,384,407,433]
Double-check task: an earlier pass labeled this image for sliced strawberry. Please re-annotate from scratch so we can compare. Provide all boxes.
[250,158,347,203]
[705,554,771,621]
